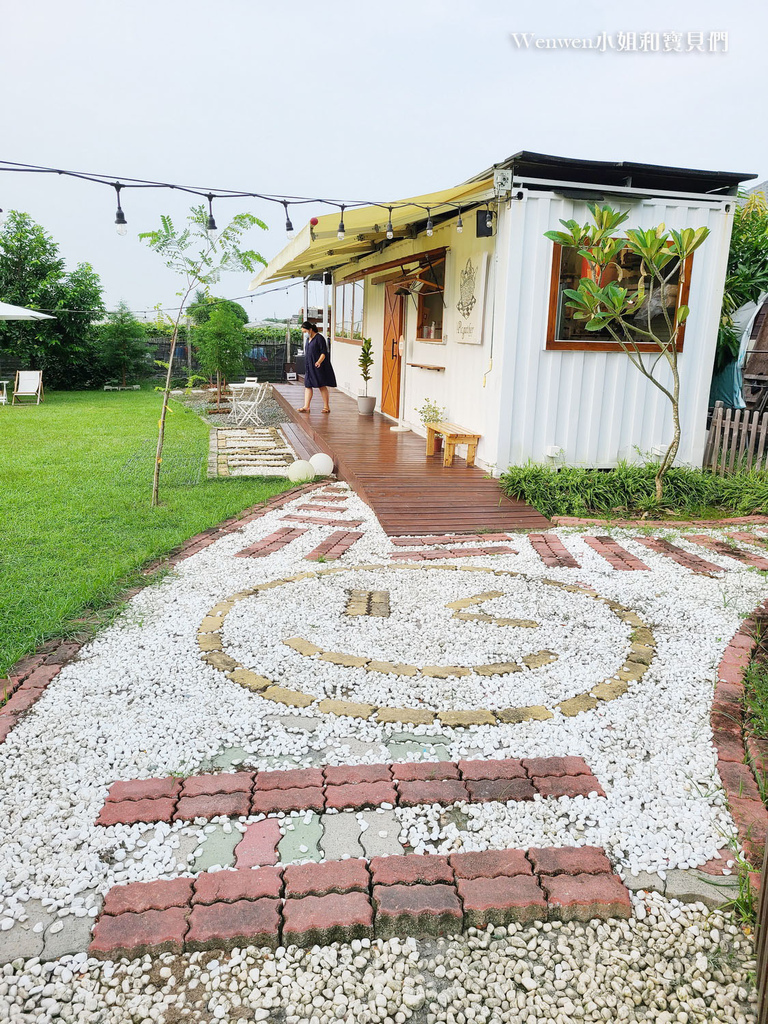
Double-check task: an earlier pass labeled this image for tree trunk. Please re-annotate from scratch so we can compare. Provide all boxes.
[216,369,221,409]
[151,324,177,507]
[655,362,682,503]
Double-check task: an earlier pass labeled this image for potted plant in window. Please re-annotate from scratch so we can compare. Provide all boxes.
[358,337,376,414]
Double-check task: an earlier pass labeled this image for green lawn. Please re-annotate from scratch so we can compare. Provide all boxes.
[0,389,293,676]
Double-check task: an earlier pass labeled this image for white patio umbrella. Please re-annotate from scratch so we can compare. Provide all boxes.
[0,300,55,320]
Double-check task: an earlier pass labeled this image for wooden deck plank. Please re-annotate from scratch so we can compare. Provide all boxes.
[272,384,549,536]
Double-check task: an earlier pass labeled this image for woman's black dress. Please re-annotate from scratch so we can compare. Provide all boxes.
[304,333,337,388]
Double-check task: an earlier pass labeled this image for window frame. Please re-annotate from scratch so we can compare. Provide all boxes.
[333,278,365,346]
[545,242,694,352]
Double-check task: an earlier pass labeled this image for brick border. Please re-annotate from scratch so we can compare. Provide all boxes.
[554,515,768,529]
[89,844,631,958]
[711,598,768,881]
[95,756,606,827]
[0,480,328,745]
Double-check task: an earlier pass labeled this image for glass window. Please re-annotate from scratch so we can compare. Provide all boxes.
[334,279,365,341]
[547,242,692,350]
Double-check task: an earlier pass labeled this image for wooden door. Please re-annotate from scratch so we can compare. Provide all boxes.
[381,284,403,418]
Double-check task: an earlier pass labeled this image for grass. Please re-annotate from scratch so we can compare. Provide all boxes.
[500,462,768,520]
[743,657,768,740]
[0,389,293,676]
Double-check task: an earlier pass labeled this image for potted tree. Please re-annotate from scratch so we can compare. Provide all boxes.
[358,337,376,414]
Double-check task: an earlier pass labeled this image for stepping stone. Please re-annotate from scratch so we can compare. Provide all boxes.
[278,813,323,863]
[358,809,404,858]
[192,824,241,872]
[319,811,365,861]
[210,746,249,770]
[663,868,739,908]
[387,739,451,763]
[42,913,97,961]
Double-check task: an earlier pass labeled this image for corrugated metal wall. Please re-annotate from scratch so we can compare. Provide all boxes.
[495,191,735,470]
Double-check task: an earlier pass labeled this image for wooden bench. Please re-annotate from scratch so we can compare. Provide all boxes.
[425,421,481,468]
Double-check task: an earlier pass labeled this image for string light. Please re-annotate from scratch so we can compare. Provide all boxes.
[456,208,463,234]
[425,208,433,237]
[337,204,346,241]
[283,201,294,240]
[113,183,127,236]
[485,204,493,231]
[205,194,219,242]
[386,207,394,240]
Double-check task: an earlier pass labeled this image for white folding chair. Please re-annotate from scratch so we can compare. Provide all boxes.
[234,382,270,427]
[12,370,44,405]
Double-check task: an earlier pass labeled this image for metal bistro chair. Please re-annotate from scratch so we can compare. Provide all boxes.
[234,381,270,427]
[229,378,258,424]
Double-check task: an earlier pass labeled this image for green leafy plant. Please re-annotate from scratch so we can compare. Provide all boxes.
[500,462,768,519]
[139,205,266,507]
[358,337,374,396]
[716,190,768,373]
[415,398,447,427]
[194,305,252,408]
[99,301,151,387]
[545,205,710,501]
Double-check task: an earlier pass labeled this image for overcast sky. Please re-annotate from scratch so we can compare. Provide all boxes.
[1,0,763,320]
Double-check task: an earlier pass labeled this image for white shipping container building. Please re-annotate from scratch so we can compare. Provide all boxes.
[250,152,755,474]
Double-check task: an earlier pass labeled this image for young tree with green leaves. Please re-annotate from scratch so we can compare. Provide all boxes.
[100,301,150,386]
[545,205,709,501]
[194,304,252,407]
[140,205,266,507]
[188,292,249,326]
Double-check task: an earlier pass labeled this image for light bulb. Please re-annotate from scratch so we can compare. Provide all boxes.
[115,208,127,236]
[116,222,128,237]
[206,215,219,242]
[426,220,433,237]
[386,209,394,240]
[486,209,493,230]
[456,211,463,234]
[337,222,345,241]
[286,220,295,239]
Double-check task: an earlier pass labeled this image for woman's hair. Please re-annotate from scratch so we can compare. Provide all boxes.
[301,320,318,332]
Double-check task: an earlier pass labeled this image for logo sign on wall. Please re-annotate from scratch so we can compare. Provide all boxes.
[454,251,489,345]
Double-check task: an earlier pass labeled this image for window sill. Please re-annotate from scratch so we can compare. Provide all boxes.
[547,339,684,353]
[333,337,364,346]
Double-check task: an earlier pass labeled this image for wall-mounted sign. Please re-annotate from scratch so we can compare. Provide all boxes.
[454,251,489,345]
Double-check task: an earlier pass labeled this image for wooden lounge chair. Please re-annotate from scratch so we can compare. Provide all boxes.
[12,370,44,405]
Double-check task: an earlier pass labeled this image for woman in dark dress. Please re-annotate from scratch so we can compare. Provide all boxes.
[298,320,337,413]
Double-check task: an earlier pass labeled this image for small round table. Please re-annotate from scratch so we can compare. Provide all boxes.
[0,381,8,405]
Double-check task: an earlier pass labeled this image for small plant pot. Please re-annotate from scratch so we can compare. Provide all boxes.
[357,395,376,415]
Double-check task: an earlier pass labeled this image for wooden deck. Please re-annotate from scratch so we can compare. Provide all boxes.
[272,384,549,536]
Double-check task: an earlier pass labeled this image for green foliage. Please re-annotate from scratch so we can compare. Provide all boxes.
[98,301,151,386]
[0,210,106,388]
[188,293,249,326]
[743,657,768,740]
[359,337,374,394]
[500,462,768,519]
[194,305,252,405]
[245,325,303,344]
[0,389,292,676]
[415,398,447,427]
[715,191,768,373]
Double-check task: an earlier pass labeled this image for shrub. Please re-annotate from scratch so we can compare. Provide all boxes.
[500,462,768,519]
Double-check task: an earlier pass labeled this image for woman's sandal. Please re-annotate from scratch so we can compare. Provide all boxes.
[297,407,310,413]
[322,408,331,414]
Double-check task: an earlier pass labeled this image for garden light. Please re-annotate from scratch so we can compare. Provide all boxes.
[284,201,294,239]
[113,183,127,236]
[386,208,394,240]
[426,208,433,237]
[337,205,346,241]
[456,208,463,233]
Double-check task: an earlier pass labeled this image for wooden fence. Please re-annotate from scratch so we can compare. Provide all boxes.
[703,401,768,474]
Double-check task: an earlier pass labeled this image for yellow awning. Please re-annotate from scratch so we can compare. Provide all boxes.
[248,177,494,290]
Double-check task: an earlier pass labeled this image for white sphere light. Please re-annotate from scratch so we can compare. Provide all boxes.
[309,452,334,477]
[287,459,315,483]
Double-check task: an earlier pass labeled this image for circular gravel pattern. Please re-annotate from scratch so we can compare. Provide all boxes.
[201,565,656,723]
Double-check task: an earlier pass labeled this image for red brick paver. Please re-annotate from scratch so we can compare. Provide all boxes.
[234,819,282,868]
[634,536,723,574]
[324,781,398,811]
[97,797,175,827]
[235,526,308,558]
[193,866,283,905]
[90,908,189,959]
[255,768,325,791]
[540,873,632,921]
[324,764,392,786]
[528,846,612,877]
[529,534,580,569]
[103,878,194,917]
[251,786,325,816]
[370,855,453,886]
[464,778,536,803]
[688,534,768,571]
[450,849,532,880]
[390,534,513,547]
[284,859,370,897]
[391,546,514,561]
[181,773,254,797]
[107,778,181,803]
[458,758,526,781]
[304,530,364,561]
[373,883,463,939]
[282,514,363,528]
[391,762,461,782]
[532,775,606,799]
[521,756,592,778]
[186,899,281,951]
[283,892,373,947]
[457,874,547,927]
[396,779,469,807]
[583,537,650,571]
[174,792,251,822]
